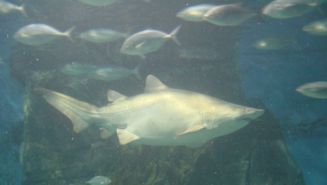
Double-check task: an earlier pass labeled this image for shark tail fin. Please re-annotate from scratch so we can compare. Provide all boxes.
[35,88,99,133]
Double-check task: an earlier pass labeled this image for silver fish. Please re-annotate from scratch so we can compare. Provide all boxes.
[79,28,128,43]
[262,0,317,19]
[203,3,256,26]
[86,176,111,185]
[253,37,294,50]
[303,19,327,35]
[296,81,327,99]
[60,62,141,81]
[120,26,181,58]
[77,0,117,6]
[0,0,25,15]
[14,24,75,46]
[176,4,215,22]
[36,75,264,147]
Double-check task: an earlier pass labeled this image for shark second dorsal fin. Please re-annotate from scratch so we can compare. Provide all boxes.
[117,129,140,145]
[107,90,126,102]
[145,75,168,92]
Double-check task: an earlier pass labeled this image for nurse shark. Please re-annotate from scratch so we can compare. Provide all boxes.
[36,75,264,147]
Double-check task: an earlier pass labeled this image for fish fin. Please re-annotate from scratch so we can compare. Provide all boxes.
[99,128,113,139]
[168,25,181,46]
[107,90,127,102]
[18,5,28,17]
[34,87,98,133]
[136,42,145,48]
[145,74,168,92]
[69,114,89,133]
[116,129,140,145]
[132,64,142,80]
[63,26,76,41]
[178,122,205,136]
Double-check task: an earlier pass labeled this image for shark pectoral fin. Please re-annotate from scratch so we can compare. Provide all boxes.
[145,75,168,92]
[116,129,140,145]
[107,90,127,103]
[178,123,205,136]
[99,128,113,139]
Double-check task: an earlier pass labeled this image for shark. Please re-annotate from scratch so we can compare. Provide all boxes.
[36,75,264,147]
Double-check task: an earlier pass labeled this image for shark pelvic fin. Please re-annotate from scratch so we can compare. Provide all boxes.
[107,90,126,102]
[145,75,168,92]
[117,129,140,145]
[178,122,205,136]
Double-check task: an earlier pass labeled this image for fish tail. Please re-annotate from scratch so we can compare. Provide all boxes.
[18,4,28,17]
[168,25,181,46]
[34,87,99,133]
[63,26,76,41]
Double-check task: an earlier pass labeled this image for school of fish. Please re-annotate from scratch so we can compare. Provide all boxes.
[1,0,327,149]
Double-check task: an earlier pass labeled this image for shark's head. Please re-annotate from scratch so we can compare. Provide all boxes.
[237,107,264,122]
[199,97,264,137]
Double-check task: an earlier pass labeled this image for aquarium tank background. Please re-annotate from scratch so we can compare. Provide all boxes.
[0,0,326,185]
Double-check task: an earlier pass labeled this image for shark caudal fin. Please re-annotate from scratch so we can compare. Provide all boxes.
[35,88,99,133]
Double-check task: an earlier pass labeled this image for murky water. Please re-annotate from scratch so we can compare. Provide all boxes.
[1,0,327,184]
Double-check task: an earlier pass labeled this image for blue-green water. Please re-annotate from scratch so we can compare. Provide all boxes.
[1,0,327,184]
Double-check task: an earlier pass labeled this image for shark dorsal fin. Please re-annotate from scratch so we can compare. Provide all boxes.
[107,90,126,102]
[145,75,168,92]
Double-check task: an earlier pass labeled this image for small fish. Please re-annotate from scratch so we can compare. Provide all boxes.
[296,81,327,99]
[14,24,75,46]
[86,176,111,185]
[203,3,256,26]
[0,0,25,15]
[77,0,117,6]
[253,37,294,50]
[60,62,141,81]
[262,0,317,19]
[303,19,327,35]
[120,26,181,58]
[176,4,215,22]
[79,28,128,43]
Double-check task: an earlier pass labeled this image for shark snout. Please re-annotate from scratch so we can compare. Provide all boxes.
[241,108,264,121]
